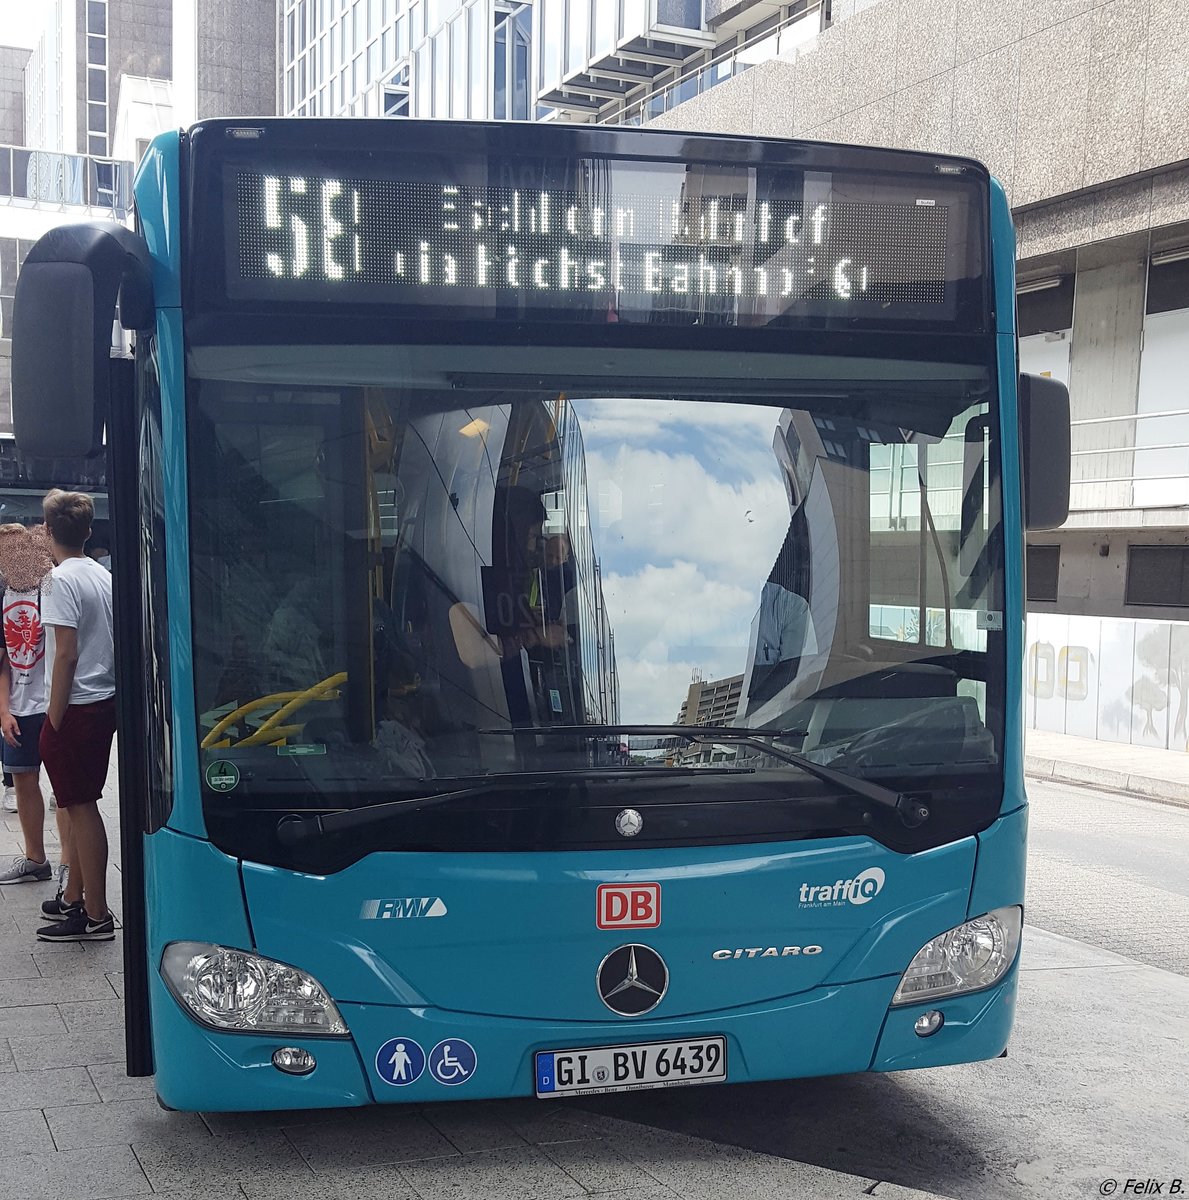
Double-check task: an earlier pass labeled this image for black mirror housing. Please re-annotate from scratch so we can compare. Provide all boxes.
[11,221,154,459]
[1019,373,1070,531]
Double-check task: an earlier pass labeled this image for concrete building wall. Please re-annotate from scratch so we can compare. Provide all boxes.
[1030,529,1189,624]
[649,0,1189,239]
[191,0,277,120]
[1066,257,1147,514]
[107,0,172,140]
[175,0,277,127]
[0,47,31,145]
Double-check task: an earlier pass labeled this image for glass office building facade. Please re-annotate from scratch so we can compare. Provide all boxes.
[282,0,531,121]
[280,1,825,124]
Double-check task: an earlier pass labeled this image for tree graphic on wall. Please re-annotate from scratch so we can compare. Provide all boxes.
[1136,626,1189,750]
[1127,676,1167,740]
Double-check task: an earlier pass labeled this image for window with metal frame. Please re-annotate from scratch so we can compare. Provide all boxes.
[1126,546,1189,608]
[1025,544,1060,603]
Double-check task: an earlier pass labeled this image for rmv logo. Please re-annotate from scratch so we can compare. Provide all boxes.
[597,883,661,929]
[360,897,448,919]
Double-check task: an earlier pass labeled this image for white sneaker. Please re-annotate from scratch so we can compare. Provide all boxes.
[0,854,52,884]
[2,787,16,813]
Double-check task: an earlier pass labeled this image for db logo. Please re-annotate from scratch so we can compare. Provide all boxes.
[597,883,661,930]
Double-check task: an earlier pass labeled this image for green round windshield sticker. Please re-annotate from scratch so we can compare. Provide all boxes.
[205,760,240,793]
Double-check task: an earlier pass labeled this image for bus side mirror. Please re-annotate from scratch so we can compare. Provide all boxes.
[11,221,154,459]
[1019,373,1070,531]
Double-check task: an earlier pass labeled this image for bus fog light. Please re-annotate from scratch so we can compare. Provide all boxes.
[914,1010,944,1037]
[272,1046,317,1075]
[893,906,1022,1006]
[161,942,349,1036]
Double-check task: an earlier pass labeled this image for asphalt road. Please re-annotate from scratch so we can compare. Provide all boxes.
[1025,778,1189,975]
[582,779,1189,1199]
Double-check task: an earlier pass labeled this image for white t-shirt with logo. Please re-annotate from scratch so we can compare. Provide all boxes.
[41,556,115,705]
[3,587,47,717]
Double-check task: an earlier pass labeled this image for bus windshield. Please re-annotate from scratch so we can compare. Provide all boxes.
[188,342,1003,845]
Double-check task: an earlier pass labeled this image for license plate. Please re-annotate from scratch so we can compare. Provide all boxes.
[535,1036,726,1098]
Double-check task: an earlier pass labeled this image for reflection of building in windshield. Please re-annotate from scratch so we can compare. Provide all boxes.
[736,403,951,728]
[390,394,619,751]
[731,396,996,772]
[737,408,840,729]
[676,672,743,726]
[668,671,743,767]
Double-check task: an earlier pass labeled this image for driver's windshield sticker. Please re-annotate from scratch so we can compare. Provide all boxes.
[204,760,240,792]
[277,744,327,756]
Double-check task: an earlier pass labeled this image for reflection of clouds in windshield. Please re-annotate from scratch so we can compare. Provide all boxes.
[579,400,794,724]
[604,564,758,724]
[577,399,785,488]
[604,562,754,655]
[587,445,788,582]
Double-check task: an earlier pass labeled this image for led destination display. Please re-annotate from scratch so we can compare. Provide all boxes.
[224,156,985,328]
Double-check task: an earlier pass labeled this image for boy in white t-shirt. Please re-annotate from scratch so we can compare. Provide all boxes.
[34,492,117,943]
[0,524,57,884]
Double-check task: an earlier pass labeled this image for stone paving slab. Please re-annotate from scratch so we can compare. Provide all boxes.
[0,1143,152,1199]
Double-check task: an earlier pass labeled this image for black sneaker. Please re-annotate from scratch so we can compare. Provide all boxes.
[41,892,83,922]
[37,909,115,942]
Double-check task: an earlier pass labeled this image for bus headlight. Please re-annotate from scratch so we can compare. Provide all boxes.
[892,906,1022,1006]
[161,942,349,1036]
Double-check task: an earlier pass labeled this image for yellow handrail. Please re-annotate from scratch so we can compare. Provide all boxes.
[237,672,348,747]
[200,672,347,749]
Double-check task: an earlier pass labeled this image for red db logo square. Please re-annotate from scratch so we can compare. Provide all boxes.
[597,883,661,930]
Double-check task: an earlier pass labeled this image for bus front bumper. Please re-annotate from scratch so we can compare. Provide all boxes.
[151,967,1018,1112]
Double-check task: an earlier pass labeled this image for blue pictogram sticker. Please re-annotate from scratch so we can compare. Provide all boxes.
[428,1038,477,1086]
[375,1037,425,1086]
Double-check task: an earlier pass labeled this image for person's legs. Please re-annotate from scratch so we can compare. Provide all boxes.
[36,699,115,938]
[65,800,107,921]
[12,769,46,865]
[56,807,70,877]
[0,715,52,883]
[56,806,80,904]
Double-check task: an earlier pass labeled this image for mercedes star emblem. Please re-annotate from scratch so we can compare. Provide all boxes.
[596,944,669,1016]
[615,808,644,837]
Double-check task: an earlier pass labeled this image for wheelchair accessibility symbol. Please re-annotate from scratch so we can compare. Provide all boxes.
[428,1038,477,1086]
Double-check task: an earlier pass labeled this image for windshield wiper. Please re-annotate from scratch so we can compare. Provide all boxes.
[482,725,930,828]
[480,723,808,740]
[275,765,754,847]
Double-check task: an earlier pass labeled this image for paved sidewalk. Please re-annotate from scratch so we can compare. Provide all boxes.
[1025,728,1189,805]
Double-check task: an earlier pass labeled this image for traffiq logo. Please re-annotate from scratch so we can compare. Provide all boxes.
[798,867,886,907]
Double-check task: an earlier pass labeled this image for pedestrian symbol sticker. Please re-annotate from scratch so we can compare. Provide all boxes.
[204,760,240,793]
[428,1038,476,1086]
[375,1037,425,1086]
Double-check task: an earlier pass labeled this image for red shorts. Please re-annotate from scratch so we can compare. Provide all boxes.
[39,698,117,808]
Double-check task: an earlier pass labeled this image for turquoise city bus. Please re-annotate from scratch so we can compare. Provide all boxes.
[11,119,1069,1111]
